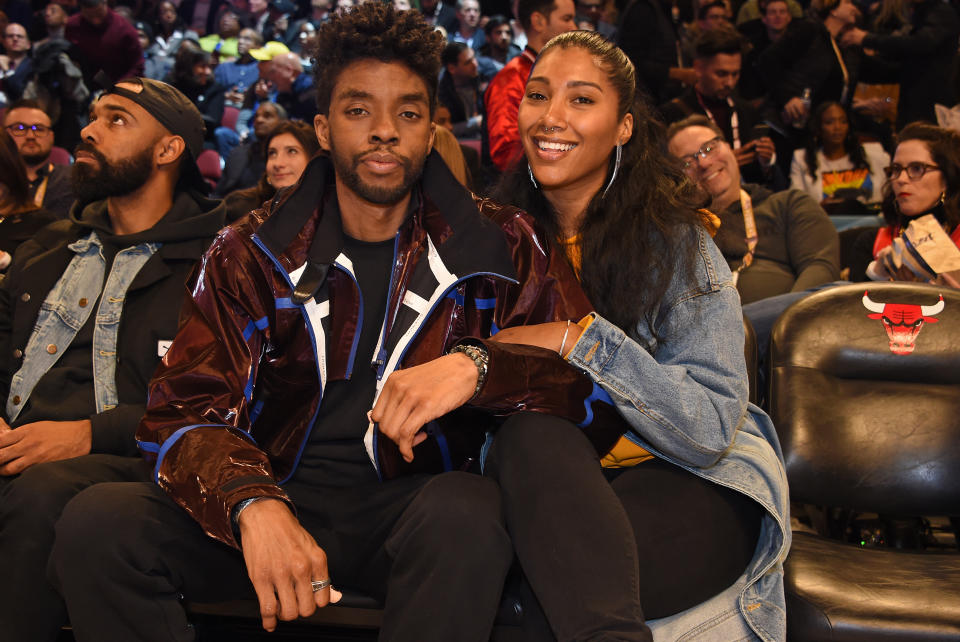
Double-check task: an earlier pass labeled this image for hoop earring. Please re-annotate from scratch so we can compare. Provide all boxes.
[601,143,622,199]
[528,163,539,189]
[938,191,946,205]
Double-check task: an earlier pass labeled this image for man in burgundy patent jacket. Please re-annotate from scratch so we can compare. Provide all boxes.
[51,6,623,642]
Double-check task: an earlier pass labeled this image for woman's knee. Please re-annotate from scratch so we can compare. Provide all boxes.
[397,472,511,560]
[487,412,598,480]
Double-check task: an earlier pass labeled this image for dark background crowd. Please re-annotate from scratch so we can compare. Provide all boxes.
[2,0,959,200]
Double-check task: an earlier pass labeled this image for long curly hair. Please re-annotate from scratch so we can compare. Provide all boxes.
[492,31,705,339]
[880,121,960,230]
[804,101,868,180]
[309,3,445,116]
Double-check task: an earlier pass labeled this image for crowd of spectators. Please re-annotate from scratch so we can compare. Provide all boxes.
[2,0,959,289]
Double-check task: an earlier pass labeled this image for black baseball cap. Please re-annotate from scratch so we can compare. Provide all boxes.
[95,73,209,194]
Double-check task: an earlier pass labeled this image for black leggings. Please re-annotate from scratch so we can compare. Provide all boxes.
[485,412,763,641]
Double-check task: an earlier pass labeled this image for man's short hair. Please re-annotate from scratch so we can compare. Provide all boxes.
[693,26,743,60]
[517,0,557,31]
[483,14,513,36]
[239,28,264,46]
[758,0,788,14]
[696,0,725,20]
[810,0,840,21]
[442,41,468,67]
[78,0,106,8]
[665,114,725,145]
[456,0,477,10]
[310,2,444,115]
[4,98,51,121]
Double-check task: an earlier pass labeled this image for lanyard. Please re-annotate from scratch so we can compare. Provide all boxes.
[696,92,740,149]
[732,188,758,286]
[830,36,850,105]
[33,163,53,207]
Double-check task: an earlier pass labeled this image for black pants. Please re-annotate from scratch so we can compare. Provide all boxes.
[0,454,151,642]
[50,471,513,642]
[485,413,764,642]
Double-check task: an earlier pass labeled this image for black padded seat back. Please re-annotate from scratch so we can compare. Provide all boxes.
[768,282,960,515]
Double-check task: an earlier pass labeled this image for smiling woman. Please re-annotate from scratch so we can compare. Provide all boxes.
[223,119,321,221]
[488,30,790,641]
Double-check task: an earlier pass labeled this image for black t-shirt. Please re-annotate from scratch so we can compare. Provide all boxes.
[293,234,395,487]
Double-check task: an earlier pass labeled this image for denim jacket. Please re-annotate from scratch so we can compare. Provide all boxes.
[6,232,158,423]
[566,224,790,641]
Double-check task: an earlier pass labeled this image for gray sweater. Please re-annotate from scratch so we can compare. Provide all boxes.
[714,183,840,304]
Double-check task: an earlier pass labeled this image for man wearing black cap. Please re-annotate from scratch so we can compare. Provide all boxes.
[0,77,225,641]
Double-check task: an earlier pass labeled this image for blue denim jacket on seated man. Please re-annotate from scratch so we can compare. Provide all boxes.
[6,232,158,423]
[565,224,790,642]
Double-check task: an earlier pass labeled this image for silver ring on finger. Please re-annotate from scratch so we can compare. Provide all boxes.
[311,578,331,592]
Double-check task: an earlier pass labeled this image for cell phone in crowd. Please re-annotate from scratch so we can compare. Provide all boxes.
[750,123,771,140]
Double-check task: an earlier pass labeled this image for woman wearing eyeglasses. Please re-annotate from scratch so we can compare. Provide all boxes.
[850,122,960,284]
[481,32,789,641]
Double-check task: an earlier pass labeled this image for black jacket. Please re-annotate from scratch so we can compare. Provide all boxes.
[617,0,683,103]
[0,190,225,455]
[863,0,960,127]
[215,140,265,197]
[758,18,859,109]
[438,70,482,137]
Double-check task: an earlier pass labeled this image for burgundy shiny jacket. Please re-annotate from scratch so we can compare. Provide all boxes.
[136,153,625,546]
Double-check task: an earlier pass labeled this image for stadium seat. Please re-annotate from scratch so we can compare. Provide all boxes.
[48,146,72,166]
[196,149,223,191]
[768,282,960,641]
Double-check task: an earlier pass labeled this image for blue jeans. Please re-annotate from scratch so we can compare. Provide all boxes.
[214,126,241,159]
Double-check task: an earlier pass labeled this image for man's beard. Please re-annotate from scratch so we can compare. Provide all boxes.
[328,138,426,206]
[71,141,155,204]
[21,149,50,166]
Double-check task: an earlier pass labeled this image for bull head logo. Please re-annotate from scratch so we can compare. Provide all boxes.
[862,291,945,355]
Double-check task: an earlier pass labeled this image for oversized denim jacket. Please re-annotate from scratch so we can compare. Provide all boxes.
[566,224,790,642]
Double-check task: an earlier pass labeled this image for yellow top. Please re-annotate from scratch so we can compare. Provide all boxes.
[560,233,654,468]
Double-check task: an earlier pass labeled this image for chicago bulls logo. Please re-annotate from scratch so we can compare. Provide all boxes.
[862,291,945,355]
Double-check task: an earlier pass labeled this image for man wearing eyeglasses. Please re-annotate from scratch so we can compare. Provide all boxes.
[667,115,839,305]
[3,99,76,219]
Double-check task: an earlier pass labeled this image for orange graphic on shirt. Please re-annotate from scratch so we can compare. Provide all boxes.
[822,168,871,198]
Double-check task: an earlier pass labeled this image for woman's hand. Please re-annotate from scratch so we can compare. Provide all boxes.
[491,321,583,357]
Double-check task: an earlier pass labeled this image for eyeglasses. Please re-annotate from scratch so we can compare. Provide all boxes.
[6,123,53,137]
[678,136,724,171]
[884,162,941,180]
